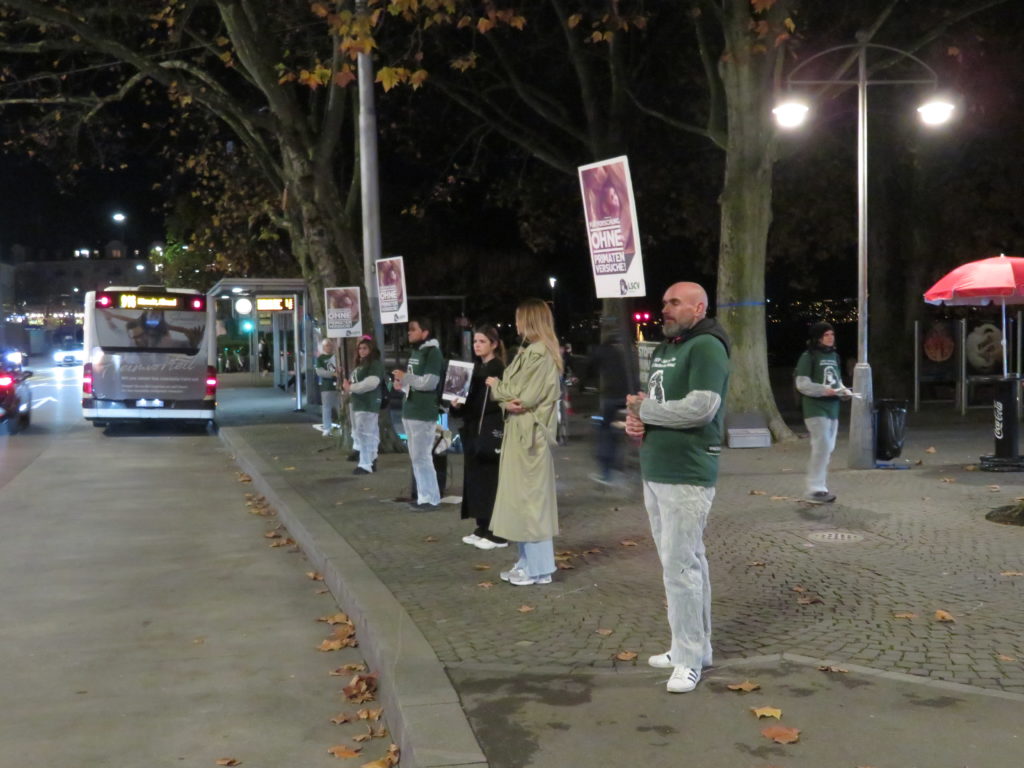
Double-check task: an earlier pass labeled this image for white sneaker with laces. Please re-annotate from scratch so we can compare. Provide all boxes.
[499,567,523,583]
[461,534,481,546]
[473,537,498,550]
[666,666,701,693]
[507,571,553,586]
[648,652,673,669]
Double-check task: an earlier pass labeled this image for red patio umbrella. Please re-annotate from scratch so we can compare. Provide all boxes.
[924,254,1024,377]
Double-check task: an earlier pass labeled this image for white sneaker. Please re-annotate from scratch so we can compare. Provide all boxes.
[461,534,481,546]
[499,567,523,583]
[650,651,713,669]
[507,571,553,586]
[666,666,701,693]
[648,652,674,669]
[473,537,509,550]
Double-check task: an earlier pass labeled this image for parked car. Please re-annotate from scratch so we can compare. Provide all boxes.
[53,343,86,366]
[0,364,32,432]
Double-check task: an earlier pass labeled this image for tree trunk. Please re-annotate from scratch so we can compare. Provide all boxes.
[716,32,794,442]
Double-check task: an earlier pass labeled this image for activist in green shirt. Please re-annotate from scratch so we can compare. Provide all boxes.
[624,282,730,696]
[343,337,386,475]
[794,321,852,504]
[392,318,444,509]
[314,339,340,435]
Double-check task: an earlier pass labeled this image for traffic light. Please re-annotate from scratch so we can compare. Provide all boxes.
[241,319,254,333]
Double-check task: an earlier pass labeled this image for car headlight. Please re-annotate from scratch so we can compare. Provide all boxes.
[3,351,21,366]
[53,350,64,363]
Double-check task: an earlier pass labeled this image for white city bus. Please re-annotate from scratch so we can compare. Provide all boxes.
[81,285,217,426]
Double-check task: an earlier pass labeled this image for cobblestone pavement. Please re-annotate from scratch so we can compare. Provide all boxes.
[226,391,1024,697]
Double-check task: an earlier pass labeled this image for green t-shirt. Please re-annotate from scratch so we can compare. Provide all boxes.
[351,359,386,413]
[639,334,730,487]
[402,342,443,422]
[795,349,841,420]
[316,353,338,391]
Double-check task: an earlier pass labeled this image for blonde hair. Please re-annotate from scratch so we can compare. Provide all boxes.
[516,299,563,372]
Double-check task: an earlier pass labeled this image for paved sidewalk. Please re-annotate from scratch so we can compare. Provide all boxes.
[216,377,1024,768]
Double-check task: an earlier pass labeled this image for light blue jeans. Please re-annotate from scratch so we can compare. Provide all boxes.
[805,416,839,494]
[320,390,339,432]
[643,481,715,670]
[404,417,440,505]
[510,540,556,579]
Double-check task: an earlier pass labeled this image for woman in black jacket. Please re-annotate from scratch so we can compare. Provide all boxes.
[451,324,507,550]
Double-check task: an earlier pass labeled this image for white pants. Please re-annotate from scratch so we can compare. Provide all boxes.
[353,410,380,472]
[350,404,361,451]
[643,481,715,670]
[404,418,440,505]
[320,390,339,432]
[805,416,838,495]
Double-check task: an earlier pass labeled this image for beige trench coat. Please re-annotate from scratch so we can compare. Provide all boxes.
[489,342,561,542]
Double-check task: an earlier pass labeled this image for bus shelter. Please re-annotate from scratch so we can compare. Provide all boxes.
[207,278,311,412]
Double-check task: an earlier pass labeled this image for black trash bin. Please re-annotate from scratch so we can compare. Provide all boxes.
[875,399,908,460]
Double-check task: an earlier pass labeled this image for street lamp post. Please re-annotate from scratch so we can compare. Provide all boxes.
[112,212,127,256]
[774,36,954,470]
[549,276,557,316]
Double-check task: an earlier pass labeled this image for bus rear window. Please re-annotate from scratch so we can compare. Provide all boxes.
[95,308,207,353]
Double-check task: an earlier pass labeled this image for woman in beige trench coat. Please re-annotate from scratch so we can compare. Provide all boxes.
[485,298,563,587]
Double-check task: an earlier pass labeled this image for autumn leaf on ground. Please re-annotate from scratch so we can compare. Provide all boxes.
[327,744,361,758]
[934,609,956,622]
[477,581,495,589]
[997,654,1017,662]
[818,665,848,673]
[749,489,767,496]
[342,674,378,703]
[940,477,955,483]
[771,495,792,501]
[556,562,575,570]
[892,612,917,619]
[269,538,294,548]
[582,547,603,555]
[989,485,1001,492]
[237,472,252,483]
[517,605,535,613]
[216,760,242,767]
[1001,570,1024,577]
[330,712,354,724]
[620,540,638,547]
[360,743,400,768]
[747,561,767,567]
[614,650,638,661]
[791,585,806,593]
[319,613,350,625]
[595,628,614,636]
[358,708,384,721]
[316,588,330,594]
[751,706,782,719]
[264,530,282,539]
[797,596,823,605]
[555,550,576,557]
[330,664,366,676]
[925,446,937,453]
[473,564,491,571]
[372,726,388,738]
[353,729,372,743]
[727,680,761,692]
[423,536,439,542]
[964,464,979,471]
[761,725,800,744]
[307,571,324,581]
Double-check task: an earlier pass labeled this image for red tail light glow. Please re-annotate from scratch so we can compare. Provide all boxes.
[192,297,205,311]
[205,366,217,397]
[0,375,13,387]
[82,363,93,395]
[97,294,112,307]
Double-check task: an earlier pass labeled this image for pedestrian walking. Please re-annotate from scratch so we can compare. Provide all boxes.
[486,299,562,587]
[450,325,508,550]
[343,337,386,475]
[625,281,730,693]
[314,338,340,436]
[393,318,444,511]
[794,321,852,503]
[581,320,629,484]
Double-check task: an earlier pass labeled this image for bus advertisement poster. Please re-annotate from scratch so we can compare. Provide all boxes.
[577,156,646,299]
[375,256,408,324]
[325,286,363,339]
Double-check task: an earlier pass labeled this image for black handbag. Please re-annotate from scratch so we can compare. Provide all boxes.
[473,385,503,462]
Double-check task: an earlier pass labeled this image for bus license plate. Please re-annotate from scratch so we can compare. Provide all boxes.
[136,399,165,408]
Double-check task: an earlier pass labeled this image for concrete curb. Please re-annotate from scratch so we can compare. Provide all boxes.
[219,427,487,768]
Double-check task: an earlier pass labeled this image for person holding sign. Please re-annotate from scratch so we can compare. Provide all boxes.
[625,282,730,694]
[343,337,386,475]
[486,299,562,586]
[393,318,444,510]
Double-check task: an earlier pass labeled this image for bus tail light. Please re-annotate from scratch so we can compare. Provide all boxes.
[205,366,217,398]
[82,363,93,395]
